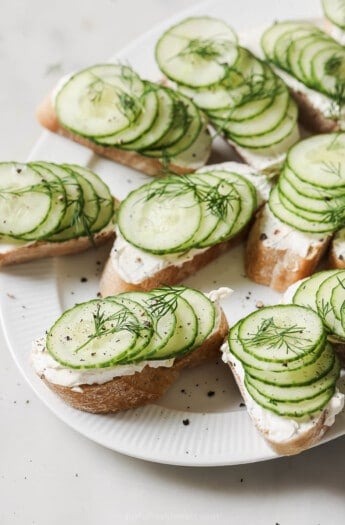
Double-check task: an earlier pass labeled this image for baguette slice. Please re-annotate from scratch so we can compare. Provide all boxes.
[33,309,228,414]
[0,227,115,267]
[100,233,243,295]
[36,94,208,177]
[223,347,344,456]
[245,205,331,292]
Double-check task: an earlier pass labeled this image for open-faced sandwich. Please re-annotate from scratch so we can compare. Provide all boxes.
[245,133,345,292]
[223,303,344,455]
[155,16,300,173]
[0,161,115,266]
[36,64,211,176]
[31,285,229,413]
[100,161,272,296]
[262,20,345,133]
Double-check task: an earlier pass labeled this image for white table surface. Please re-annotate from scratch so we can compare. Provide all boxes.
[1,0,345,523]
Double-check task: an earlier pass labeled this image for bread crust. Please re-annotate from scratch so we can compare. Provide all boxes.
[0,228,114,267]
[245,207,331,292]
[39,311,228,413]
[227,358,332,456]
[328,245,345,270]
[99,234,243,296]
[36,95,200,176]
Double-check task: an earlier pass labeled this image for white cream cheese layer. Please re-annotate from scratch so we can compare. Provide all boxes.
[31,337,175,388]
[221,342,344,444]
[111,230,209,284]
[259,205,330,258]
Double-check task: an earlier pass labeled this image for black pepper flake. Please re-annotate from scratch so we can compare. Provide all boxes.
[207,391,215,397]
[339,255,344,261]
[180,389,186,394]
[239,402,245,407]
[182,419,190,426]
[240,478,244,483]
[97,292,102,297]
[259,233,267,241]
[80,277,88,283]
[66,336,71,341]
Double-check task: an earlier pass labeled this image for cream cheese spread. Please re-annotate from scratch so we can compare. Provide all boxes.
[221,342,344,444]
[259,205,329,259]
[31,337,175,388]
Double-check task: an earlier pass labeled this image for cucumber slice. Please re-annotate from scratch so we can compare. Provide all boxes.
[292,270,338,311]
[147,290,198,359]
[0,162,53,238]
[55,64,145,138]
[46,299,141,369]
[169,123,211,171]
[118,178,202,254]
[274,26,322,70]
[278,173,345,214]
[120,87,174,150]
[221,88,290,138]
[311,44,345,96]
[287,133,345,188]
[39,164,83,238]
[142,93,202,158]
[228,99,298,149]
[228,323,324,372]
[277,186,340,225]
[238,305,325,363]
[105,296,154,361]
[174,173,240,248]
[269,185,338,233]
[323,0,345,29]
[316,271,345,338]
[149,93,189,149]
[64,164,114,233]
[18,163,67,241]
[283,165,345,199]
[172,286,216,348]
[331,275,345,320]
[261,21,316,62]
[96,88,158,146]
[245,343,335,386]
[246,353,340,402]
[297,35,334,84]
[155,16,238,88]
[245,378,335,418]
[113,291,176,361]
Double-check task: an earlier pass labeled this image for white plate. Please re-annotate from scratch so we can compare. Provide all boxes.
[2,0,345,467]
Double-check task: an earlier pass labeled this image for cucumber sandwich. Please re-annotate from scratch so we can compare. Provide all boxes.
[0,161,115,266]
[223,304,344,455]
[262,19,345,132]
[246,133,345,291]
[37,64,211,176]
[155,16,300,173]
[32,285,229,413]
[99,162,270,296]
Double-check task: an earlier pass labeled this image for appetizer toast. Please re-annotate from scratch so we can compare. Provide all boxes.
[32,286,229,413]
[0,161,115,266]
[36,65,211,176]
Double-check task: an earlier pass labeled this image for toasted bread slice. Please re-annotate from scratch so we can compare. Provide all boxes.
[245,205,331,292]
[224,348,344,456]
[36,94,208,176]
[33,310,228,414]
[99,234,242,296]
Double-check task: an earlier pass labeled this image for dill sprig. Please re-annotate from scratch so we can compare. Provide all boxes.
[74,304,148,353]
[175,37,234,62]
[145,287,185,318]
[141,175,238,221]
[243,317,312,356]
